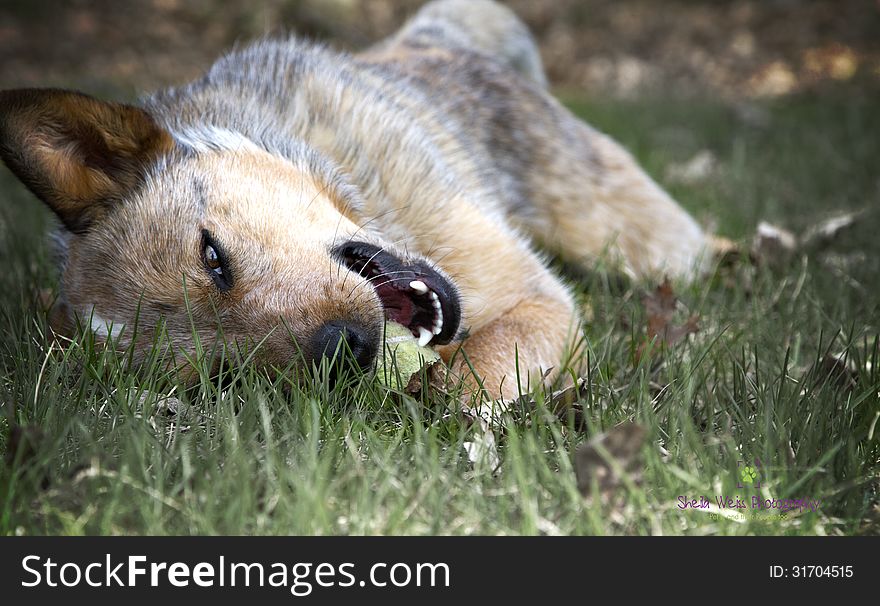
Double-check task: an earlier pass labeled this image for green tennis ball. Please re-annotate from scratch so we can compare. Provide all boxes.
[376,321,440,390]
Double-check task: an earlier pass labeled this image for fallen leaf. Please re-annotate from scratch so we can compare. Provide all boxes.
[462,429,500,472]
[460,411,501,473]
[750,211,864,266]
[398,358,443,395]
[644,279,677,333]
[636,278,700,361]
[575,421,647,499]
[800,209,867,251]
[751,221,797,267]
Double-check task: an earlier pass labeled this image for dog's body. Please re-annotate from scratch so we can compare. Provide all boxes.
[0,0,707,399]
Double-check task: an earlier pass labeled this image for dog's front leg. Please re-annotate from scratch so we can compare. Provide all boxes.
[439,294,579,402]
[400,199,581,403]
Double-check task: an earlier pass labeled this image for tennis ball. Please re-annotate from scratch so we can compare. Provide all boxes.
[376,321,440,390]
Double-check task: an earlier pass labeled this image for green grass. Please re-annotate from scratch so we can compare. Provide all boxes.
[1,88,878,535]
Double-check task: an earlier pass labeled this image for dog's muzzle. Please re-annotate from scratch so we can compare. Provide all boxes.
[334,240,462,347]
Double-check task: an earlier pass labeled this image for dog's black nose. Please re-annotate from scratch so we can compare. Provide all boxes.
[312,320,377,374]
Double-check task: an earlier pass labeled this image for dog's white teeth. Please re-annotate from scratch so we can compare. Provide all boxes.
[409,280,428,294]
[417,327,433,347]
[415,290,444,337]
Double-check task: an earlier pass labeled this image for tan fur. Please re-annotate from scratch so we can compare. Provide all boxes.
[525,130,708,279]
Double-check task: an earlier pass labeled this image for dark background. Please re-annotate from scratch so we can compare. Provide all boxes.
[1,0,878,99]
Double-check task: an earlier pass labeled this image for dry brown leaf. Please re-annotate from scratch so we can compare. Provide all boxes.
[575,421,647,499]
[635,278,700,361]
[401,358,444,395]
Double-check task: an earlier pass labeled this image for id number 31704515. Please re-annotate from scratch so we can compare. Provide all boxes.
[769,565,854,579]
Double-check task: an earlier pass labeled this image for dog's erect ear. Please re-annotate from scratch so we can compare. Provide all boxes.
[0,89,174,233]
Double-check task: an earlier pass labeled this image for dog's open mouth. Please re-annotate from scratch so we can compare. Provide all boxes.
[336,241,461,347]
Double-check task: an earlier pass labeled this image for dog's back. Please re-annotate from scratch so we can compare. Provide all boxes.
[359,0,707,279]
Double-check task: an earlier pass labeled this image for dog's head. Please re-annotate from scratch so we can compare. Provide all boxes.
[0,89,460,379]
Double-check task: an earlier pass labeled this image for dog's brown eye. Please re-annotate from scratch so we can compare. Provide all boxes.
[201,229,232,291]
[204,244,222,273]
